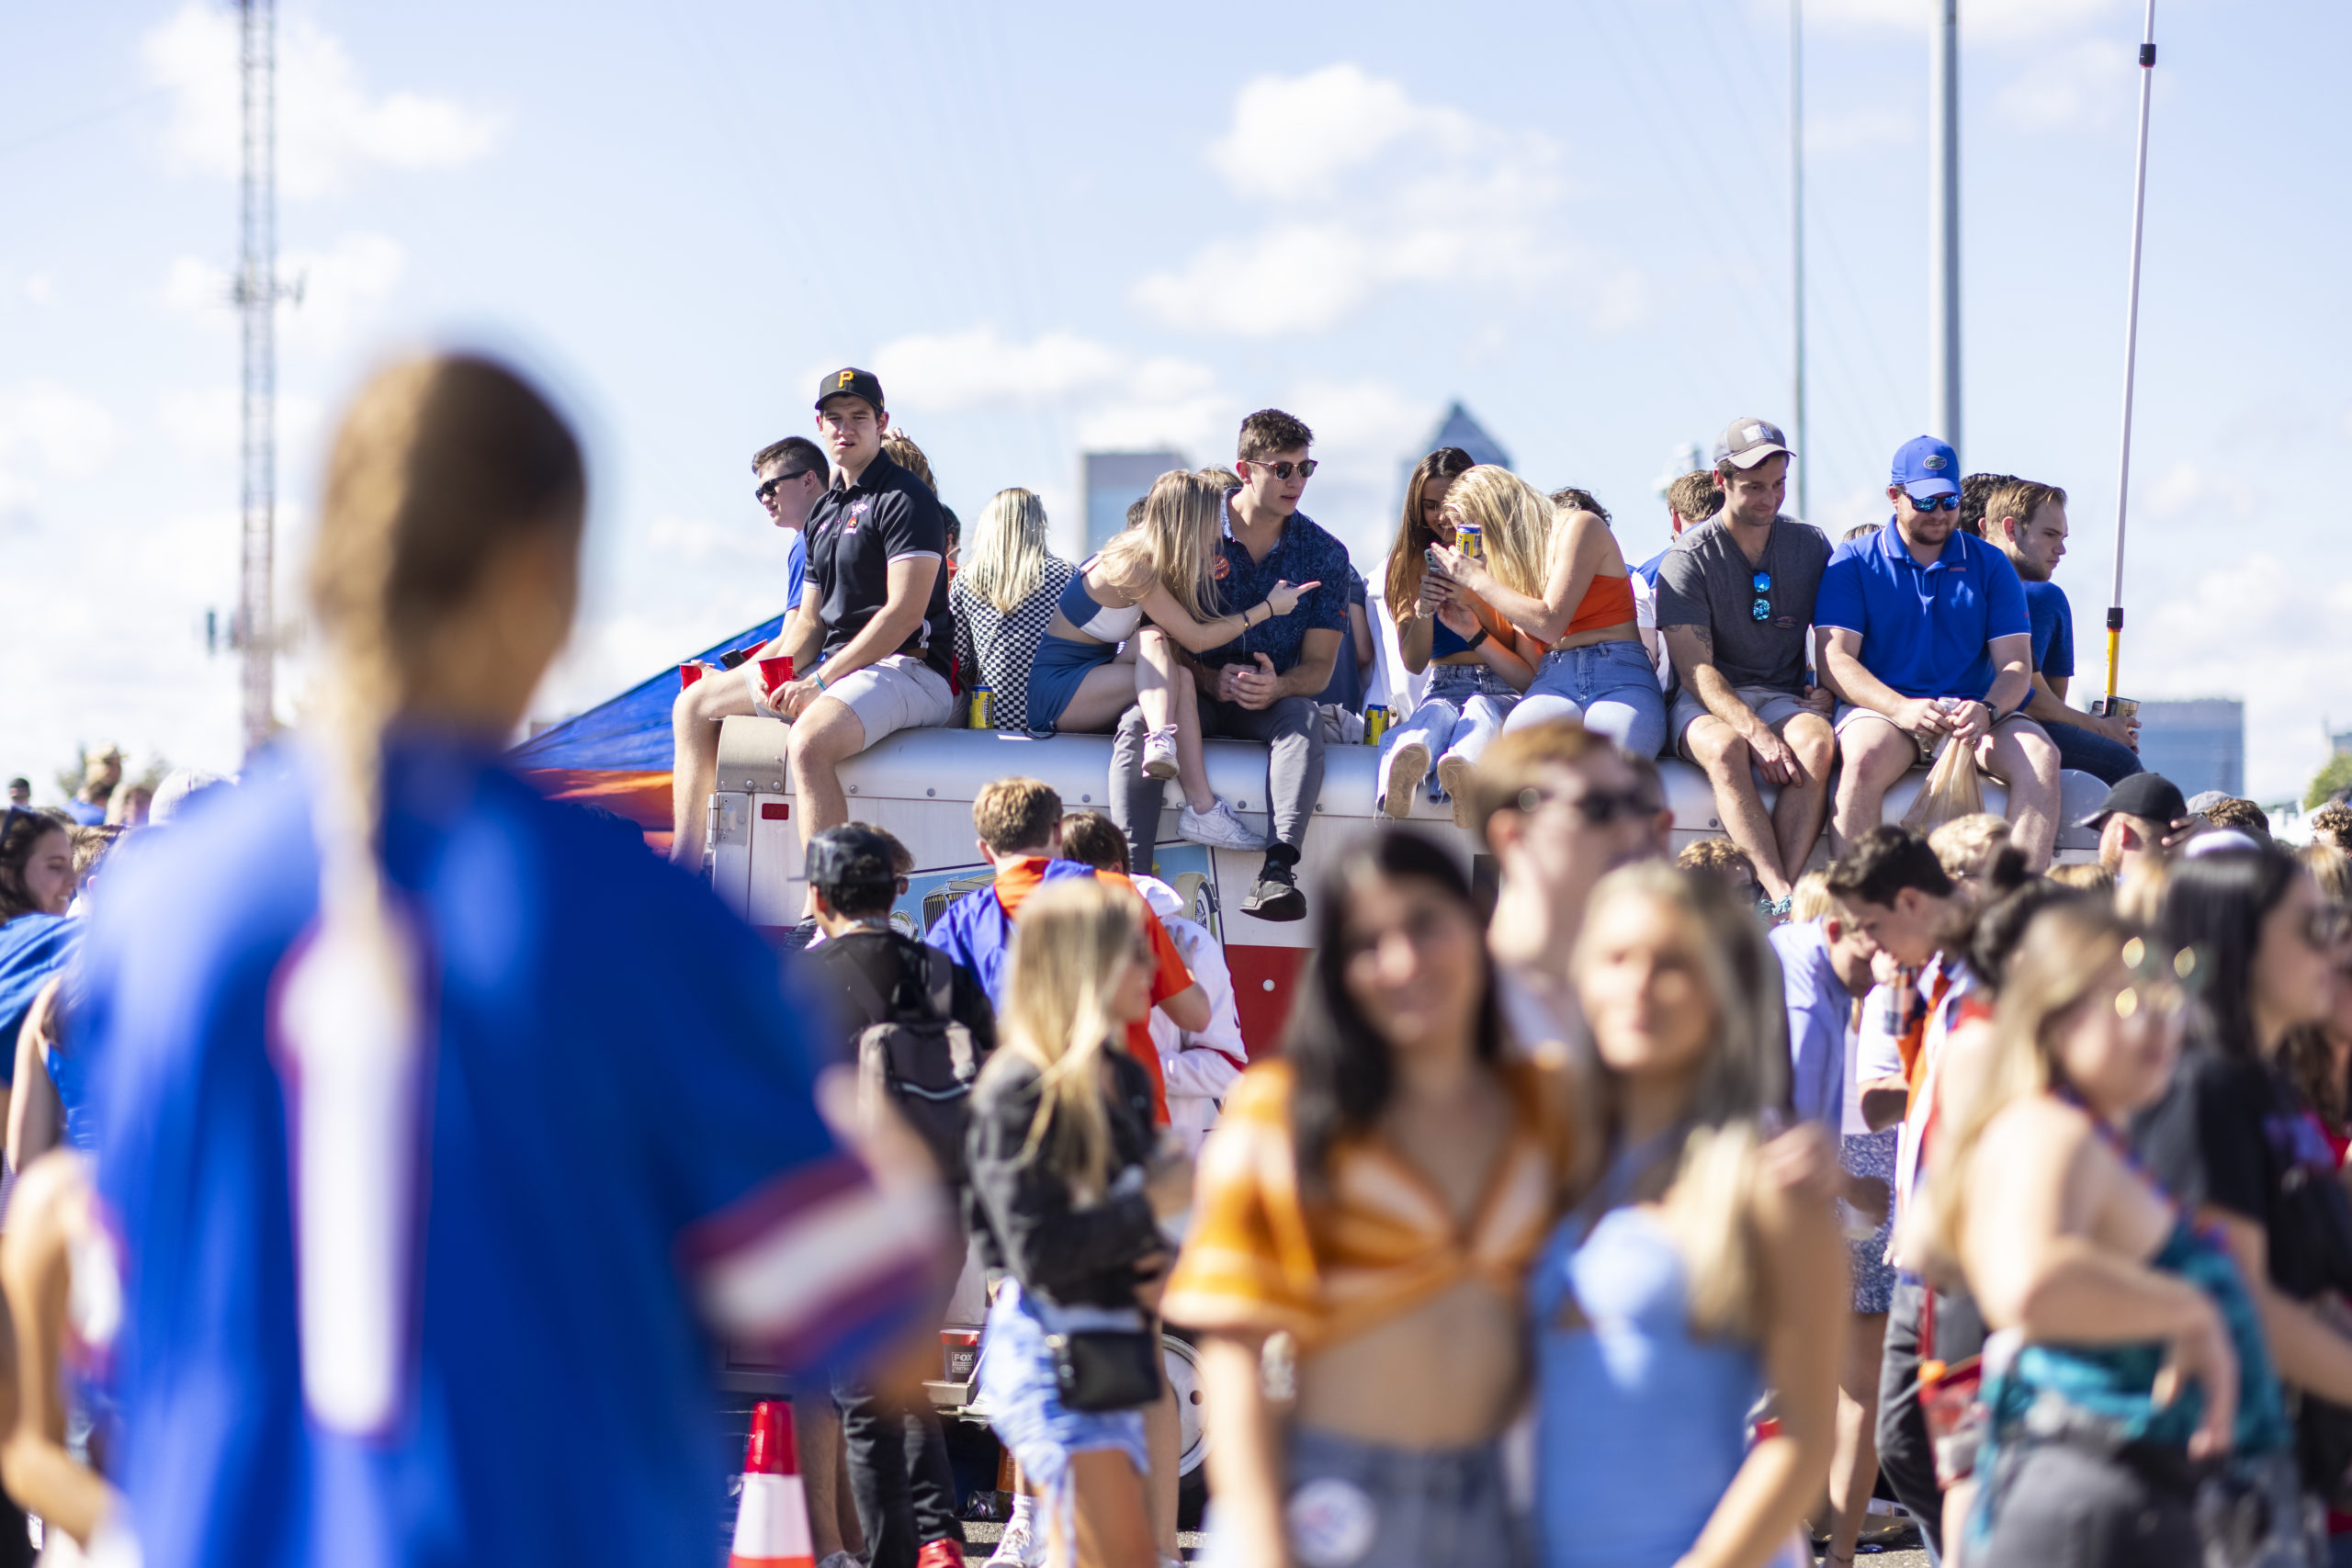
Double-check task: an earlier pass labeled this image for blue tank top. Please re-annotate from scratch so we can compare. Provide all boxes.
[1056,556,1143,642]
[1430,616,1474,659]
[1533,1202,1764,1568]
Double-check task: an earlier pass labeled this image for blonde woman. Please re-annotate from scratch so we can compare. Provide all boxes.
[1379,449,1540,820]
[1025,470,1317,851]
[951,487,1077,734]
[967,877,1193,1568]
[78,355,944,1567]
[1429,468,1666,757]
[1922,901,2295,1565]
[1535,863,1841,1568]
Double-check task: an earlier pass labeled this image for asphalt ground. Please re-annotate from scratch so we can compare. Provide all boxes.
[957,1518,1931,1564]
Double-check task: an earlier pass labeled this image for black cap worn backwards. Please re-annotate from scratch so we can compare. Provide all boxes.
[814,367,885,414]
[804,824,899,899]
[2081,772,2188,831]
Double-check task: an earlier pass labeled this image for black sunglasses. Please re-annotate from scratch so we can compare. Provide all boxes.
[1250,459,1318,480]
[1905,491,1962,513]
[1751,570,1772,623]
[755,468,815,505]
[1514,784,1654,826]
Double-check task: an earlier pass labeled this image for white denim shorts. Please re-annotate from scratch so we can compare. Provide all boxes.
[755,652,954,735]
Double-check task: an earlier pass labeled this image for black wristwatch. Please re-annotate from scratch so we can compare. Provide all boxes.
[1464,626,1490,651]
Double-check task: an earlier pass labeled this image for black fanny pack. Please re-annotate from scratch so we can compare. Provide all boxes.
[1046,1328,1162,1413]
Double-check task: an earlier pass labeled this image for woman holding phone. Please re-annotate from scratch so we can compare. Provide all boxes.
[1429,470,1666,760]
[1377,450,1539,824]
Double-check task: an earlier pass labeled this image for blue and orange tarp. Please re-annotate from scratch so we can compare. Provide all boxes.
[509,615,783,855]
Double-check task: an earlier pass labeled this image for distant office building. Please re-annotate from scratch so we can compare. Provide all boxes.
[1080,451,1187,554]
[1417,401,1510,470]
[2331,724,2352,758]
[2137,698,2245,798]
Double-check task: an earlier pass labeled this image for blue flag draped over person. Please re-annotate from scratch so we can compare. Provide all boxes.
[84,354,944,1568]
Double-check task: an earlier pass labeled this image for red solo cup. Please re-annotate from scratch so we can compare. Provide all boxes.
[680,662,706,688]
[757,656,794,695]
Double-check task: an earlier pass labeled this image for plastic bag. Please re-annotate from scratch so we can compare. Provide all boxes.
[1902,729,1984,834]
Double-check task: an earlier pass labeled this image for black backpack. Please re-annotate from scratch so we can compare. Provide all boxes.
[836,942,982,1190]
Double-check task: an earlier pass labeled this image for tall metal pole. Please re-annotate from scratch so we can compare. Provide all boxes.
[236,0,277,758]
[1928,0,1961,451]
[1791,0,1808,521]
[2105,1,2159,704]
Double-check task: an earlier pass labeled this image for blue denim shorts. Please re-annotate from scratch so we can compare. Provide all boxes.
[977,1281,1150,1538]
[1504,639,1667,758]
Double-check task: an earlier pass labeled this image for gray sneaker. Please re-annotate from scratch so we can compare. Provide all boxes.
[1179,797,1265,851]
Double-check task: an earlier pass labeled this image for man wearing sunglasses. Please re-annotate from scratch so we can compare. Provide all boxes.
[1815,435,2063,869]
[1110,408,1349,921]
[1657,416,1837,911]
[666,435,830,868]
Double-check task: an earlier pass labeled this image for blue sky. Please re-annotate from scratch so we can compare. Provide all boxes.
[3,0,2345,800]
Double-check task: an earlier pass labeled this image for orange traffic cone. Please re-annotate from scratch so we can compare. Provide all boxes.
[729,1400,815,1568]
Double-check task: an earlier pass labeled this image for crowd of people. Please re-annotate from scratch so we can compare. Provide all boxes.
[4,346,2352,1568]
[666,376,2165,944]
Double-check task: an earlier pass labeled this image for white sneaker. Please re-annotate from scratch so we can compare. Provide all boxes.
[1381,740,1430,818]
[1141,727,1180,781]
[1180,797,1265,851]
[984,1517,1040,1568]
[1436,752,1476,827]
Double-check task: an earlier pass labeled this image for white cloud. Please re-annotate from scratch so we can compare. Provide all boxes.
[281,232,407,346]
[161,254,232,320]
[142,2,501,200]
[859,328,1230,457]
[870,329,1131,409]
[21,275,54,306]
[1135,64,1614,337]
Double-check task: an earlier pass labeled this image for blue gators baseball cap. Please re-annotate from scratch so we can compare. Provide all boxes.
[1892,434,1961,501]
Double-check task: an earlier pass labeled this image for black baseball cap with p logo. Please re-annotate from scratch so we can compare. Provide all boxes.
[815,367,886,414]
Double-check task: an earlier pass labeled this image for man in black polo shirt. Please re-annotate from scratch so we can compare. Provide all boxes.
[1109,408,1350,921]
[762,369,956,921]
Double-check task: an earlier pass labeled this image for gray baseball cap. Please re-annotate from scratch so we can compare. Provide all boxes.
[1713,416,1793,471]
[804,824,899,900]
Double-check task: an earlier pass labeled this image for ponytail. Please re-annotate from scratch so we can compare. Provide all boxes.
[283,354,582,1433]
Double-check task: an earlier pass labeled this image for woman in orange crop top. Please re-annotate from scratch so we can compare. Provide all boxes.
[1428,468,1667,759]
[1162,829,1575,1568]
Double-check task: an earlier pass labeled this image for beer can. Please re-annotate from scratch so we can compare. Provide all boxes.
[1364,707,1390,745]
[1454,521,1483,559]
[970,686,993,729]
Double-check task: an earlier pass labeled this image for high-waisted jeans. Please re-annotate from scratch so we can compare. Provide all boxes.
[1379,664,1520,807]
[1504,639,1667,759]
[1202,1425,1524,1568]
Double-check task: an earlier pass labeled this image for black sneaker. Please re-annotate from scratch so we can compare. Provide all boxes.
[1240,859,1306,922]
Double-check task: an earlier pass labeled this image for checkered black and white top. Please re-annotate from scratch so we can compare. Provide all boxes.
[949,556,1077,732]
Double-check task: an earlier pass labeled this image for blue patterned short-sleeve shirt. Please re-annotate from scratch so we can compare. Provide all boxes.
[1193,490,1351,673]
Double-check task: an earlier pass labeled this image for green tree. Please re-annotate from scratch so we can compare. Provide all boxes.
[2308,751,2352,811]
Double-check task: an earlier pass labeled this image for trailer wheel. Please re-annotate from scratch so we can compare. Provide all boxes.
[1161,1327,1210,1529]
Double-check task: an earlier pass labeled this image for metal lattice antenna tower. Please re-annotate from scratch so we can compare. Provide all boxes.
[235,0,277,758]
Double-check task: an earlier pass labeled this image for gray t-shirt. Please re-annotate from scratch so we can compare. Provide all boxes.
[1654,514,1831,693]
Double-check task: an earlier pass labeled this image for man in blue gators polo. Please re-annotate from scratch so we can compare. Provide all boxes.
[1814,435,2063,867]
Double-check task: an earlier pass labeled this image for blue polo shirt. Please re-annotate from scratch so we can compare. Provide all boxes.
[1770,919,1858,1130]
[1815,521,2030,702]
[1198,491,1351,674]
[2025,578,2073,680]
